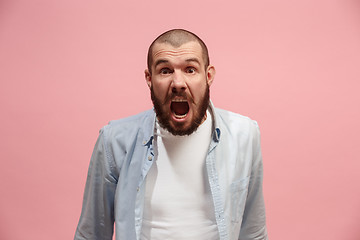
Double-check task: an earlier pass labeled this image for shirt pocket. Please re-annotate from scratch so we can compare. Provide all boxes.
[230,176,250,223]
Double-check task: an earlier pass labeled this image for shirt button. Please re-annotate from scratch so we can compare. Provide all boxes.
[148,156,152,161]
[137,187,140,192]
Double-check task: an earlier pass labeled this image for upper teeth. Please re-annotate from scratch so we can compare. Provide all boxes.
[172,99,187,102]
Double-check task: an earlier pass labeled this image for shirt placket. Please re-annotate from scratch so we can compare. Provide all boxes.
[207,130,228,240]
[134,137,154,240]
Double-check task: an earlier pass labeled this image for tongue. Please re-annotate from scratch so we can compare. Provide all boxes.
[171,102,189,115]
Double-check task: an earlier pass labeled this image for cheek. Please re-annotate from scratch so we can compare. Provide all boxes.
[153,82,170,98]
[190,82,207,99]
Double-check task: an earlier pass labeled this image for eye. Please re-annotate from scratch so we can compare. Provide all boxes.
[186,67,196,74]
[159,68,172,75]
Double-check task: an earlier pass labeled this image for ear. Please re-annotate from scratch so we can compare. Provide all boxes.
[206,65,216,87]
[145,69,152,88]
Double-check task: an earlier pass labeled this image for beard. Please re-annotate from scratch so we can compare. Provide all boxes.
[151,85,210,136]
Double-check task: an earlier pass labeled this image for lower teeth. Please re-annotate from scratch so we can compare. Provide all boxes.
[174,113,187,118]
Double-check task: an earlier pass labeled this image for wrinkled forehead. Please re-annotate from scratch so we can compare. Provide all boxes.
[151,41,204,64]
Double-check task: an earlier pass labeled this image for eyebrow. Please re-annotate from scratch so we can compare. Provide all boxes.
[154,58,201,69]
[154,59,169,69]
[185,58,201,65]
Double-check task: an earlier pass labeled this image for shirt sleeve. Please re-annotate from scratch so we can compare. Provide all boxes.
[239,121,268,240]
[74,128,118,240]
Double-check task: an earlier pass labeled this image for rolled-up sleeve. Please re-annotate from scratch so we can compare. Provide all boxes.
[239,121,268,240]
[74,128,118,240]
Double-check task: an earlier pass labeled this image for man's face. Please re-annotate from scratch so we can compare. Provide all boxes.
[145,41,215,135]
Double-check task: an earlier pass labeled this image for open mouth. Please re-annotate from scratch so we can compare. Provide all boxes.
[170,99,189,119]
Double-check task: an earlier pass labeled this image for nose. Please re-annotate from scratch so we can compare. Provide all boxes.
[171,70,187,93]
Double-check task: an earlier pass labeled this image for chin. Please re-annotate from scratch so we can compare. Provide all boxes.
[151,85,210,136]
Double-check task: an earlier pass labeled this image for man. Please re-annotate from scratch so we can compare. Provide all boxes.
[74,29,268,240]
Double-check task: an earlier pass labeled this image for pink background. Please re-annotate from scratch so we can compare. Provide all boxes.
[1,0,360,239]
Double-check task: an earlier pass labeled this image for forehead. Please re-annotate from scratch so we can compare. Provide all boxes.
[151,41,204,65]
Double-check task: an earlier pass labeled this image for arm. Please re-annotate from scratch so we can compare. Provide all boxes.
[74,128,118,240]
[239,122,268,240]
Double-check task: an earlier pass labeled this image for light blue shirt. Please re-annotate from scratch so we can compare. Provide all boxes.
[74,102,268,240]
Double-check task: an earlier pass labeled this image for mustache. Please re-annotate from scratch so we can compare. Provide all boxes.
[164,92,194,104]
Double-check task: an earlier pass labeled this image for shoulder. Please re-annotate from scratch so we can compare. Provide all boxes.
[213,107,262,157]
[101,109,155,139]
[108,109,154,127]
[214,107,260,134]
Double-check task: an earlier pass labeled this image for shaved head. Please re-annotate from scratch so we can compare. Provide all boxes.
[147,29,210,74]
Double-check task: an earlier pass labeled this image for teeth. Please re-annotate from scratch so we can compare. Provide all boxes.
[172,99,187,102]
[174,113,187,118]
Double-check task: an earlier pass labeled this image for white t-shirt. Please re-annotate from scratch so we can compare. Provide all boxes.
[141,111,218,240]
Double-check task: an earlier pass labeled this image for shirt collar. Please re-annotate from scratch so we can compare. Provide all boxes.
[142,109,156,146]
[208,100,221,142]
